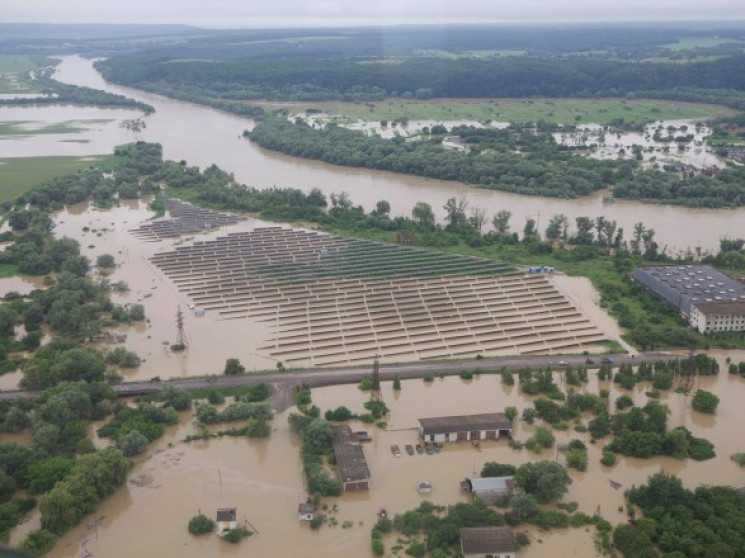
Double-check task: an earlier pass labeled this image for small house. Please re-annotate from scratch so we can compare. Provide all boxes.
[460,526,515,558]
[461,476,515,505]
[418,413,512,444]
[298,503,315,522]
[216,508,237,536]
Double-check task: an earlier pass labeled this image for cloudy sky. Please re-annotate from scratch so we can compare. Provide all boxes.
[4,0,745,27]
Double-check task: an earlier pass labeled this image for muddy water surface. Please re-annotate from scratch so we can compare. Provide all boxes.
[51,201,282,382]
[41,354,745,558]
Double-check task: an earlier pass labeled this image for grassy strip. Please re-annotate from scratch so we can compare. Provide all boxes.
[0,155,115,203]
[294,97,728,126]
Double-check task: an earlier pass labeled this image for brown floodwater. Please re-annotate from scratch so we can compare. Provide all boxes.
[3,53,745,557]
[34,352,745,558]
[50,200,282,382]
[40,55,745,256]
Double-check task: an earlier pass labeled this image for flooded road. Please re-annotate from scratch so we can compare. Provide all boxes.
[39,55,745,255]
[41,352,745,558]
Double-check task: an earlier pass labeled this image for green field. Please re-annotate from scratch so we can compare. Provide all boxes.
[0,120,106,136]
[413,49,527,59]
[662,36,745,52]
[0,54,42,94]
[311,98,732,126]
[0,155,114,203]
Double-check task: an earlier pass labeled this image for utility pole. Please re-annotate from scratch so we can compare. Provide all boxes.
[370,355,382,401]
[176,306,188,348]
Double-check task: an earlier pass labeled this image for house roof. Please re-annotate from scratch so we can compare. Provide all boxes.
[467,476,515,494]
[332,425,370,483]
[419,413,512,435]
[298,503,315,514]
[460,526,515,554]
[216,508,236,522]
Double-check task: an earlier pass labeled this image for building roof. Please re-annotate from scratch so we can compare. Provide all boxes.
[332,425,370,483]
[419,413,512,435]
[298,503,315,515]
[693,301,745,316]
[467,476,515,494]
[460,526,515,554]
[216,508,236,522]
[636,265,745,307]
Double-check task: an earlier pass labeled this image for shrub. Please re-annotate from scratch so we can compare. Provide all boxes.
[96,254,116,268]
[600,451,616,466]
[19,529,57,557]
[188,513,215,535]
[691,390,719,414]
[222,526,252,543]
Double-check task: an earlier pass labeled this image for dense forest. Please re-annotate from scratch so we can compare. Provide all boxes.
[246,115,745,207]
[96,47,745,103]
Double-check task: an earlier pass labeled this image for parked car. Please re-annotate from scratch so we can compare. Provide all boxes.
[558,360,568,366]
[601,357,615,364]
[585,358,595,364]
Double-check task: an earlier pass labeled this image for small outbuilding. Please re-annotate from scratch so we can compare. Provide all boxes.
[332,425,371,491]
[298,503,315,521]
[418,413,512,443]
[461,476,515,505]
[216,507,237,536]
[460,526,515,558]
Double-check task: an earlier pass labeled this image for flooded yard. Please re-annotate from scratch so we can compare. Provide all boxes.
[36,353,745,558]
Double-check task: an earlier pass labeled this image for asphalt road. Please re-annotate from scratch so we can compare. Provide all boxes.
[0,352,678,401]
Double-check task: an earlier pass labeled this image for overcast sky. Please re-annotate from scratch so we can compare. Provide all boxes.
[4,0,745,27]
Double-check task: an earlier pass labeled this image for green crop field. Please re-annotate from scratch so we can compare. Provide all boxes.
[0,54,43,94]
[309,98,732,126]
[0,155,114,203]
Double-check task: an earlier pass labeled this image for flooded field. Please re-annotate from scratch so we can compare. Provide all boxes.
[0,104,145,157]
[0,197,620,389]
[35,352,745,558]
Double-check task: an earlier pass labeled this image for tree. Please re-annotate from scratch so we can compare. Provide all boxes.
[663,427,690,459]
[375,200,391,216]
[96,254,116,268]
[18,530,57,557]
[504,406,518,422]
[692,390,719,414]
[443,197,469,230]
[509,493,538,520]
[480,462,516,478]
[545,213,568,241]
[412,202,435,227]
[514,461,570,503]
[468,206,486,232]
[224,358,245,376]
[0,470,15,503]
[573,216,595,245]
[26,456,75,494]
[492,210,511,234]
[117,430,149,457]
[522,218,539,242]
[188,513,215,535]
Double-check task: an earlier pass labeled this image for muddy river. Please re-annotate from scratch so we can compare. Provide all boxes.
[10,352,742,558]
[0,55,741,255]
